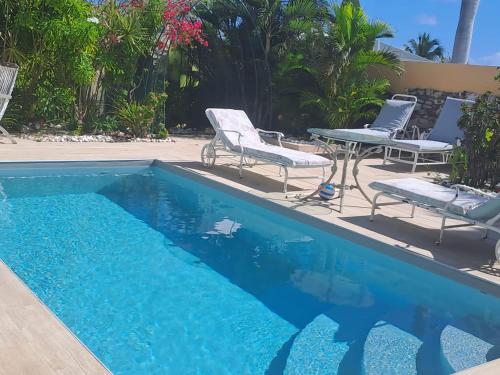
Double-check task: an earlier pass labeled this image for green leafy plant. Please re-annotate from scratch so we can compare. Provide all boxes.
[299,1,401,128]
[455,91,500,188]
[89,115,120,135]
[34,83,76,122]
[115,92,167,137]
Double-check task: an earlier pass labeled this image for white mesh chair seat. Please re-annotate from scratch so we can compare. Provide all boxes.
[231,143,331,167]
[369,178,489,216]
[389,139,454,152]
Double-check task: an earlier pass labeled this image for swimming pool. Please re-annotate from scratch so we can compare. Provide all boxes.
[0,161,499,374]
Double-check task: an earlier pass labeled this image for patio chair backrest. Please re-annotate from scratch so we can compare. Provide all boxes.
[0,63,19,120]
[467,195,500,221]
[371,97,416,133]
[206,108,262,148]
[428,97,474,145]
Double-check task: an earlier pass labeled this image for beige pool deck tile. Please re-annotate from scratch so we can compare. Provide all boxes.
[0,136,499,374]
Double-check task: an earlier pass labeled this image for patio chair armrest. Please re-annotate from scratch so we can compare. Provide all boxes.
[0,93,12,100]
[257,129,284,147]
[363,123,372,128]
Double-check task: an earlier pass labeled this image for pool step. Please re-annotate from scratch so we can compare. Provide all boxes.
[363,321,422,375]
[284,314,349,375]
[440,325,493,373]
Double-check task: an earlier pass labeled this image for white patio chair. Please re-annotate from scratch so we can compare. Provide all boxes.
[384,97,474,173]
[369,177,500,261]
[203,108,332,193]
[0,63,19,144]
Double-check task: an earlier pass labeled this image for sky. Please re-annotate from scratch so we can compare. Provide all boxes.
[360,0,500,65]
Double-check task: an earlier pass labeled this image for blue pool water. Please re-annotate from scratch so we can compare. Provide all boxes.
[0,164,499,374]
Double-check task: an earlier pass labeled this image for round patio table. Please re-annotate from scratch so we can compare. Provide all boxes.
[305,128,399,213]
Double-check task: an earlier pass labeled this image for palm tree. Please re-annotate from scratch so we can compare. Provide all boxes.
[404,33,444,61]
[301,2,401,128]
[451,0,480,64]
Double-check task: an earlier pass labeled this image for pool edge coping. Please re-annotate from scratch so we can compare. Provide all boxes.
[0,259,112,374]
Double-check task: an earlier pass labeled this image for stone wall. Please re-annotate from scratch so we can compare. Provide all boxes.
[404,88,474,130]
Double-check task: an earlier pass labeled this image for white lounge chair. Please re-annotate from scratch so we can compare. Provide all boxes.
[384,97,474,173]
[0,63,19,144]
[369,178,500,260]
[203,108,332,193]
[308,94,418,153]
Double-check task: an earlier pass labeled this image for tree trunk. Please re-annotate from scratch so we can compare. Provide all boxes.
[451,0,480,64]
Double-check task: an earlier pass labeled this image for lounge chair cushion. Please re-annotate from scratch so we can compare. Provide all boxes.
[369,178,490,216]
[308,128,392,144]
[390,139,454,152]
[371,99,416,132]
[232,143,331,167]
[428,97,474,144]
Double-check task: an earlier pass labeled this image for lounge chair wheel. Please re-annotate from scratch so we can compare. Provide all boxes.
[201,144,216,167]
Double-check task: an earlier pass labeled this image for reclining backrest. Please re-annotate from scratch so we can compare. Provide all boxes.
[428,97,474,144]
[0,63,19,119]
[206,108,262,148]
[371,98,416,132]
[467,195,500,221]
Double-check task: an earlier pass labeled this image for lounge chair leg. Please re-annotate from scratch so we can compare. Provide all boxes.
[383,147,388,165]
[278,166,282,177]
[0,125,16,144]
[321,166,326,181]
[370,192,383,221]
[410,204,416,218]
[239,153,244,178]
[411,152,418,173]
[283,167,288,193]
[496,240,500,262]
[437,217,446,245]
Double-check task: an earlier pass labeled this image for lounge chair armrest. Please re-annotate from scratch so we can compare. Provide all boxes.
[257,129,284,146]
[363,124,371,128]
[0,93,12,100]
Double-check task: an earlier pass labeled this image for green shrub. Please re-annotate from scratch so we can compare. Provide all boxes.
[455,93,500,188]
[115,92,166,138]
[89,115,120,135]
[34,83,76,122]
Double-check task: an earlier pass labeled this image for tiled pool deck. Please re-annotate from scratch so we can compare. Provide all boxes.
[0,137,499,374]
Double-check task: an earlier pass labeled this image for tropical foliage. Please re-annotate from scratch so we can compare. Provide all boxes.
[0,0,401,136]
[452,89,500,188]
[404,33,444,61]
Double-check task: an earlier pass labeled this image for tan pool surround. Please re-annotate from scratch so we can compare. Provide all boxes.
[0,137,498,374]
